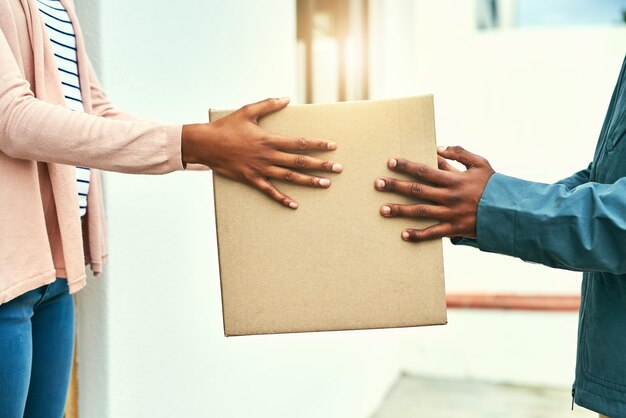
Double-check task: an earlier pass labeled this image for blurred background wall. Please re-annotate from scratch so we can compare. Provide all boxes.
[73,0,626,417]
[74,1,399,418]
[371,0,626,388]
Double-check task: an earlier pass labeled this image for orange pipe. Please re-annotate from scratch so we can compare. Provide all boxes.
[446,294,580,312]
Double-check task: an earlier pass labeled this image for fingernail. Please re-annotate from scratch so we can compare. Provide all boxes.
[402,231,410,240]
[376,178,385,189]
[331,163,343,173]
[279,97,290,102]
[437,146,447,152]
[289,201,298,209]
[388,158,397,168]
[319,178,331,187]
[327,142,337,150]
[381,205,391,215]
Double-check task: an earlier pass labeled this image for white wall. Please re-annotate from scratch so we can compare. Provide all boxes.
[369,0,626,388]
[73,2,626,416]
[75,1,401,417]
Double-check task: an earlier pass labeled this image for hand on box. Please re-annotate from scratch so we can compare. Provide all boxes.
[182,98,342,209]
[374,146,495,242]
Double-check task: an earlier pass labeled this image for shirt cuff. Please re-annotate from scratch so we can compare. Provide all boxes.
[474,173,535,258]
[450,236,478,248]
[166,124,185,172]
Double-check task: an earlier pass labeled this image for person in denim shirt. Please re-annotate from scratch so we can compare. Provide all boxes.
[375,57,626,418]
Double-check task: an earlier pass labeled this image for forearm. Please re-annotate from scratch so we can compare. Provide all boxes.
[453,164,593,250]
[0,30,183,174]
[181,123,208,166]
[379,146,626,274]
[0,82,183,174]
[475,173,626,274]
[86,61,209,171]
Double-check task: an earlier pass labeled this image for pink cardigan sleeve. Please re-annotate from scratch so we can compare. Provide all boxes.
[0,31,184,175]
[85,57,209,171]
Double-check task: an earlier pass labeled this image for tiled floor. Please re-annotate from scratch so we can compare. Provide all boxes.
[372,375,597,418]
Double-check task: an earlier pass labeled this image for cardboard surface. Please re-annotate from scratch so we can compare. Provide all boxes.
[210,96,447,336]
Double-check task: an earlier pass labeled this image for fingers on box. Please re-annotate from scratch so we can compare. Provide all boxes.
[267,167,331,188]
[271,151,342,173]
[388,157,455,185]
[374,177,446,203]
[402,224,454,242]
[254,178,297,209]
[269,135,337,151]
[380,204,447,220]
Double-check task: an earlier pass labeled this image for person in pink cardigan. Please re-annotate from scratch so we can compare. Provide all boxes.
[0,1,341,417]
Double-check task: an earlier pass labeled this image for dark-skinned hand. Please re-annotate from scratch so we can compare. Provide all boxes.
[374,146,495,242]
[182,97,342,209]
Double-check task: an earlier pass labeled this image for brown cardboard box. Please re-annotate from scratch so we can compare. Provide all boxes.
[210,96,447,336]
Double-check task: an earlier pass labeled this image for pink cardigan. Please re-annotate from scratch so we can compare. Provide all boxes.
[0,0,185,303]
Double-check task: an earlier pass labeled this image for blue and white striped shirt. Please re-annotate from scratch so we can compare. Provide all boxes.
[36,0,90,217]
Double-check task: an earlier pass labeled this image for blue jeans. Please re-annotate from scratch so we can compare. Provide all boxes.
[0,278,75,418]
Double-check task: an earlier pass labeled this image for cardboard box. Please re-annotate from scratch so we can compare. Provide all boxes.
[210,96,447,336]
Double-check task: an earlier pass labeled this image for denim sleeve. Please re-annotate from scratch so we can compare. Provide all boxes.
[452,165,592,251]
[465,173,626,274]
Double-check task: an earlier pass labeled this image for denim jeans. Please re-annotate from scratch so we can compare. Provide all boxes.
[0,278,75,418]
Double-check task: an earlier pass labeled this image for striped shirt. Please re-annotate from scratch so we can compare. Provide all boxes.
[36,0,90,217]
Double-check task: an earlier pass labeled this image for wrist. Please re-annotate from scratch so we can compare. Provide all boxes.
[181,123,207,166]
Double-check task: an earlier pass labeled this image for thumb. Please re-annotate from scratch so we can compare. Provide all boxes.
[437,146,486,169]
[243,97,290,121]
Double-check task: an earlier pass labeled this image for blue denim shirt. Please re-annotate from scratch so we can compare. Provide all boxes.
[455,57,626,417]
